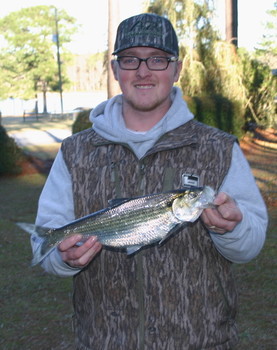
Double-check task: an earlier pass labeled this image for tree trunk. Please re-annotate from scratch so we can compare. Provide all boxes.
[42,81,48,114]
[225,0,238,47]
[107,0,121,98]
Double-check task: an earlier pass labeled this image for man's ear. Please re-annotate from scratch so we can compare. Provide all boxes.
[111,60,119,81]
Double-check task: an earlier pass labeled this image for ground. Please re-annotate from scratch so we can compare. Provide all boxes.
[239,127,277,206]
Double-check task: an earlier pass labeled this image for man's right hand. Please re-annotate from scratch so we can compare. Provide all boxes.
[58,235,102,268]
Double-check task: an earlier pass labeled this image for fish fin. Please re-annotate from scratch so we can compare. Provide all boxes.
[158,223,186,245]
[108,198,130,207]
[17,222,54,266]
[16,222,50,237]
[126,245,143,255]
[17,222,38,235]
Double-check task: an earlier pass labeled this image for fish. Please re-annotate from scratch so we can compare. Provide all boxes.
[17,186,215,266]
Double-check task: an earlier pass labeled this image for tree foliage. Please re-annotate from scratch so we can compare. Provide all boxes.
[256,1,277,60]
[0,6,78,100]
[239,49,276,128]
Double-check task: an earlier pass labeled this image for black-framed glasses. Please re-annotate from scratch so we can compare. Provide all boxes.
[115,55,178,71]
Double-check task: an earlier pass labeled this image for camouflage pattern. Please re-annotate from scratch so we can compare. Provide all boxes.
[62,120,238,350]
[113,13,179,56]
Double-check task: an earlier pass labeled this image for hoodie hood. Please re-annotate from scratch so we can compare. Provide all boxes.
[89,86,194,159]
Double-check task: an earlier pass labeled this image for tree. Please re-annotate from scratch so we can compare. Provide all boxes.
[255,1,277,68]
[107,0,121,98]
[0,6,78,111]
[239,1,277,128]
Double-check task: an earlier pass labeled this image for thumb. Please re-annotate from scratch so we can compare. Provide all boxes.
[213,192,229,206]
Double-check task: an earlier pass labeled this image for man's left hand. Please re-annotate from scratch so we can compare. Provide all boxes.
[201,192,243,234]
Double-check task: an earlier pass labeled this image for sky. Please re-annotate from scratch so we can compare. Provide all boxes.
[0,0,275,54]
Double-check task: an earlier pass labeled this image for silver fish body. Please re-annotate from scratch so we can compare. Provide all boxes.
[17,186,215,265]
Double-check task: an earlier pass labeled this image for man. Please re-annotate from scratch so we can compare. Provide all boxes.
[32,13,267,350]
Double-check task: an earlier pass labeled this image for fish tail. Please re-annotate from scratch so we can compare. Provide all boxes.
[17,222,53,266]
[16,222,38,235]
[16,222,50,237]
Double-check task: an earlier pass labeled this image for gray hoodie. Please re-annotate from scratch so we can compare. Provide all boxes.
[90,87,193,159]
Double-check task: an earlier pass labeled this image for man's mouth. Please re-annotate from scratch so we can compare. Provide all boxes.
[135,84,155,89]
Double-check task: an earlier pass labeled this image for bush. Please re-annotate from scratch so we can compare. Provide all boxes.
[238,50,277,128]
[185,95,244,139]
[72,109,92,134]
[0,125,23,175]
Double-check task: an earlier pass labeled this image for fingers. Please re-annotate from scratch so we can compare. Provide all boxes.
[201,192,243,234]
[213,193,242,221]
[58,235,102,268]
[59,234,83,251]
[201,209,227,234]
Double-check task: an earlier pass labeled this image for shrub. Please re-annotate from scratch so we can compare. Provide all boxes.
[0,125,23,175]
[72,109,92,134]
[184,95,244,139]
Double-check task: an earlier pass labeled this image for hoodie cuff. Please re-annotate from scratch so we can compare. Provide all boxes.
[41,247,82,277]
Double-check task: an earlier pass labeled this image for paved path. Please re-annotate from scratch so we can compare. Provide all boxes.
[1,115,73,159]
[9,128,71,147]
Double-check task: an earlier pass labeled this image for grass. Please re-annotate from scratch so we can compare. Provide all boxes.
[0,119,276,349]
[233,207,277,349]
[0,174,75,350]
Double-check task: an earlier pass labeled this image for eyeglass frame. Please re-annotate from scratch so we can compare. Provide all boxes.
[115,55,179,71]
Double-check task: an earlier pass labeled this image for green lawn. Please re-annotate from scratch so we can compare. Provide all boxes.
[0,174,74,350]
[233,207,277,349]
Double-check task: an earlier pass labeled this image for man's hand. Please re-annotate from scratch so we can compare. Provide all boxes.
[58,235,102,268]
[201,192,243,234]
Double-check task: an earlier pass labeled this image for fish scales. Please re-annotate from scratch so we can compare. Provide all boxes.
[56,194,178,247]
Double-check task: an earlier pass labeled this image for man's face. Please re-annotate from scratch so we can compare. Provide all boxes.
[112,47,182,114]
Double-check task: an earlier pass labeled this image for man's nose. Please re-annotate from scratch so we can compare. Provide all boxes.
[136,61,151,77]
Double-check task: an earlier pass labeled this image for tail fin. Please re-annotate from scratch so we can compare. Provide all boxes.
[16,222,38,236]
[17,222,54,266]
[16,222,50,237]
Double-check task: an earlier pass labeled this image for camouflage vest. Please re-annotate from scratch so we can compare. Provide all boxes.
[62,120,238,350]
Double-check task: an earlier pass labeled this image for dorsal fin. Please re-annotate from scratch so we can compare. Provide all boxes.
[108,198,130,207]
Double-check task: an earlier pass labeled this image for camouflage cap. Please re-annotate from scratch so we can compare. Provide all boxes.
[113,13,179,57]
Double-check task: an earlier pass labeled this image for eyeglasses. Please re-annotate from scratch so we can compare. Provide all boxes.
[115,56,178,71]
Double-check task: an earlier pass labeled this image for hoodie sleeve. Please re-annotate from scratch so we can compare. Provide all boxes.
[209,143,268,263]
[33,149,81,276]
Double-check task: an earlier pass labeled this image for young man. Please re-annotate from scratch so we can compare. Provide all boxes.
[32,13,267,350]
